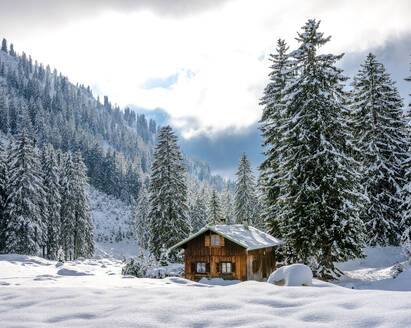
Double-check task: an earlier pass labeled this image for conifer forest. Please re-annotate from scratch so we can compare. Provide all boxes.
[0,7,410,327]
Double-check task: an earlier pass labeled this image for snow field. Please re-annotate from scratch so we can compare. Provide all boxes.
[1,250,411,327]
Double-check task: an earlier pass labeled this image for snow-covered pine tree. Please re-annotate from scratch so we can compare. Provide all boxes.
[221,183,234,224]
[351,53,409,246]
[274,20,365,279]
[147,126,190,261]
[401,60,411,262]
[1,38,7,53]
[259,39,293,236]
[5,131,46,255]
[60,151,76,260]
[234,153,258,225]
[0,90,9,134]
[41,144,62,260]
[72,151,94,259]
[189,189,208,232]
[0,141,8,253]
[207,188,222,225]
[134,185,150,250]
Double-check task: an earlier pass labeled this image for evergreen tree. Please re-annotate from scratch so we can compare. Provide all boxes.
[0,142,8,253]
[351,53,409,246]
[9,44,16,57]
[190,193,208,231]
[5,131,46,255]
[207,188,221,225]
[60,152,76,260]
[234,153,258,225]
[1,38,7,53]
[72,151,94,258]
[134,185,150,250]
[41,145,62,260]
[221,183,234,224]
[259,39,293,236]
[0,91,8,134]
[401,60,411,262]
[147,126,190,261]
[8,99,18,135]
[272,20,365,279]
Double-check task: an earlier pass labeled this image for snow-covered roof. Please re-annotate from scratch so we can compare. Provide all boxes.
[170,224,283,251]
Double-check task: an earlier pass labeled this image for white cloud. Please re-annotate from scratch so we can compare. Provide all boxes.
[6,0,411,137]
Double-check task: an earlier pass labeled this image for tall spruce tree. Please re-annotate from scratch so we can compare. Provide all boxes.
[41,145,62,260]
[259,39,293,236]
[134,185,150,250]
[351,53,409,246]
[147,126,190,261]
[60,152,76,260]
[5,131,46,255]
[207,188,222,225]
[0,91,8,134]
[402,60,411,261]
[0,142,8,253]
[72,151,94,259]
[234,153,258,225]
[272,20,365,279]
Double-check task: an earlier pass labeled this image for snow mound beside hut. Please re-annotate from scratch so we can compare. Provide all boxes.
[268,264,312,286]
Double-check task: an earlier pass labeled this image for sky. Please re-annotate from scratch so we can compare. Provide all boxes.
[0,0,410,177]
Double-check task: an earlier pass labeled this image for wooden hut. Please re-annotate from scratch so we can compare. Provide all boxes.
[170,224,282,281]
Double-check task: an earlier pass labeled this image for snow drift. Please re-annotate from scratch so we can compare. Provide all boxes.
[268,264,313,286]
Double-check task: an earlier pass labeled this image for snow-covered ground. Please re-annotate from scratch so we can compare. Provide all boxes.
[1,247,411,327]
[336,246,411,291]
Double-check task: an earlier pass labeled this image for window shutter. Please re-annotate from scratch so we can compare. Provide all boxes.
[191,262,196,273]
[231,262,236,273]
[206,263,210,273]
[205,235,210,246]
[220,237,225,246]
[216,262,220,273]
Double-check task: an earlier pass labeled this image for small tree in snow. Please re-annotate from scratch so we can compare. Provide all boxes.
[207,188,222,225]
[221,183,234,224]
[234,153,258,225]
[134,185,150,250]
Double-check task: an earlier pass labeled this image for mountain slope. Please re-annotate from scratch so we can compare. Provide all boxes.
[0,41,228,202]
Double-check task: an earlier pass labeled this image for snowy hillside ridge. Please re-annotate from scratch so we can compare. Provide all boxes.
[1,253,411,327]
[336,246,411,291]
[88,187,134,243]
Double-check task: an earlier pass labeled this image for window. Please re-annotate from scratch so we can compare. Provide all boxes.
[211,235,220,246]
[221,262,231,273]
[197,262,206,273]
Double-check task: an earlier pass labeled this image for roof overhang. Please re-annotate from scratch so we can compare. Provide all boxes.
[170,226,249,251]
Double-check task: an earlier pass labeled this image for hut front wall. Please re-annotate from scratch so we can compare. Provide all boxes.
[246,247,276,281]
[183,231,247,281]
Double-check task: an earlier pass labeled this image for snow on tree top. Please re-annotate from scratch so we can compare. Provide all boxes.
[171,224,283,251]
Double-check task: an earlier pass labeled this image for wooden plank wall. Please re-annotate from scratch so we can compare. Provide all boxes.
[246,247,276,281]
[184,231,247,281]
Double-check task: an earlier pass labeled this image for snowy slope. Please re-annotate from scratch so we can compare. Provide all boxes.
[1,249,411,327]
[88,186,141,260]
[88,187,135,244]
[336,246,411,291]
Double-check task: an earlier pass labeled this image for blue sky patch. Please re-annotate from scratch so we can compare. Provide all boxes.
[140,72,180,89]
